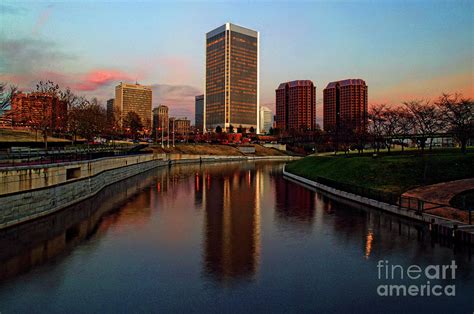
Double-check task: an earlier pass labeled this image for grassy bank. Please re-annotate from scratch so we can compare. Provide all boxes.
[0,129,70,143]
[285,152,474,195]
[151,144,288,157]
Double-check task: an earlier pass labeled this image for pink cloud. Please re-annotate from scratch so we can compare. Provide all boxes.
[73,69,134,91]
[1,68,134,96]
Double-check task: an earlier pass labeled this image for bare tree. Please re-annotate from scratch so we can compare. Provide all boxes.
[380,107,402,153]
[404,100,442,153]
[0,82,18,112]
[36,80,60,95]
[368,104,386,153]
[394,107,414,151]
[73,98,107,142]
[437,93,474,154]
[123,111,143,139]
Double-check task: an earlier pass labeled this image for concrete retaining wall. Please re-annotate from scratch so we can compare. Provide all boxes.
[0,154,298,229]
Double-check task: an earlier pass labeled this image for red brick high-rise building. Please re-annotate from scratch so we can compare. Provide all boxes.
[11,92,67,130]
[323,79,368,133]
[275,80,316,131]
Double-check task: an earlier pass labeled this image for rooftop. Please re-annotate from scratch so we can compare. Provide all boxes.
[325,79,366,89]
[277,80,314,90]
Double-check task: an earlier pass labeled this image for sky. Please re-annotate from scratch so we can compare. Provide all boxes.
[1,0,473,124]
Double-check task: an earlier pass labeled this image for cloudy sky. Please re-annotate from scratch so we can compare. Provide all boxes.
[1,0,472,123]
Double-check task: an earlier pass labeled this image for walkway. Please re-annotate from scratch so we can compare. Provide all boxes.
[403,178,474,223]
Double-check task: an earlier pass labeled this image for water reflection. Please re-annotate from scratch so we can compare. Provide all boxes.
[0,161,472,313]
[273,174,315,228]
[0,170,157,280]
[201,163,260,283]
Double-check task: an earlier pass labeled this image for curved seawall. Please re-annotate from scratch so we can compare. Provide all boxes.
[0,154,298,229]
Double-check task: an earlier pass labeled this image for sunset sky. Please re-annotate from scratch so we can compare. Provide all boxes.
[1,0,473,123]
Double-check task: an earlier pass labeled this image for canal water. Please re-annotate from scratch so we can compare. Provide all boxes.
[0,161,472,313]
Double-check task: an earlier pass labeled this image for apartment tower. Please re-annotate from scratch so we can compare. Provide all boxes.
[323,79,368,132]
[275,80,316,131]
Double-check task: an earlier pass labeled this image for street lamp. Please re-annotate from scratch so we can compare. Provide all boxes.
[172,119,175,148]
[161,115,164,148]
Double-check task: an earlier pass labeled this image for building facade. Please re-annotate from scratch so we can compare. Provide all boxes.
[275,80,316,131]
[11,92,67,130]
[323,79,368,133]
[106,98,114,125]
[259,106,273,134]
[152,105,169,136]
[205,23,259,132]
[169,117,191,136]
[115,82,152,130]
[195,94,204,132]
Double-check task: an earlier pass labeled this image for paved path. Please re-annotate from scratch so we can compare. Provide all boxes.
[403,178,474,223]
[403,178,474,205]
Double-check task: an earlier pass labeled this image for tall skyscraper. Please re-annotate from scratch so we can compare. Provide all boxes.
[152,105,169,134]
[275,80,316,131]
[205,23,259,133]
[323,79,368,132]
[115,82,152,129]
[259,106,273,134]
[195,94,204,132]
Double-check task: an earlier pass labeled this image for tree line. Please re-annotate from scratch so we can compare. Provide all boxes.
[368,94,473,154]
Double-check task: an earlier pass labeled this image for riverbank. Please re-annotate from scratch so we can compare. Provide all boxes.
[285,152,474,194]
[150,143,289,157]
[283,153,474,244]
[0,153,298,229]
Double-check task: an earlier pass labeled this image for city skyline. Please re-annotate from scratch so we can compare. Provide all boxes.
[1,1,473,125]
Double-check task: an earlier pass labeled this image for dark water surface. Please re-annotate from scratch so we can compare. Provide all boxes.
[0,161,472,313]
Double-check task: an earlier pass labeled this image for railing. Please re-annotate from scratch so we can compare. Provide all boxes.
[0,144,147,167]
[313,176,448,215]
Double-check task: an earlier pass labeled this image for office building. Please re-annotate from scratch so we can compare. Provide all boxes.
[205,23,259,132]
[115,82,152,129]
[275,80,316,131]
[106,98,114,124]
[152,105,169,135]
[195,94,204,132]
[259,106,273,134]
[323,79,368,132]
[169,117,190,136]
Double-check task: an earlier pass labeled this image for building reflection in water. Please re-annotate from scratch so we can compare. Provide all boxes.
[272,174,316,228]
[201,163,261,284]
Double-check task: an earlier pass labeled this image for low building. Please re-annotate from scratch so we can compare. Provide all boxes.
[11,92,67,130]
[170,117,191,136]
[259,106,273,134]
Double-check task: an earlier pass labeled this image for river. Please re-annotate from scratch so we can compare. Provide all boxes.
[0,161,472,313]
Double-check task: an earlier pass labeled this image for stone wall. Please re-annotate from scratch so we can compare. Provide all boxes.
[0,154,299,229]
[0,156,166,229]
[0,153,166,196]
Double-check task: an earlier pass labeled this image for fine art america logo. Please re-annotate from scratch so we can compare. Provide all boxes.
[377,260,457,297]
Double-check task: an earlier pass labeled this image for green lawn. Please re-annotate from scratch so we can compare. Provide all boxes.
[285,152,474,195]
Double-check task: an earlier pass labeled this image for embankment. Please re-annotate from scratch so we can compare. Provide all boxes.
[0,153,298,229]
